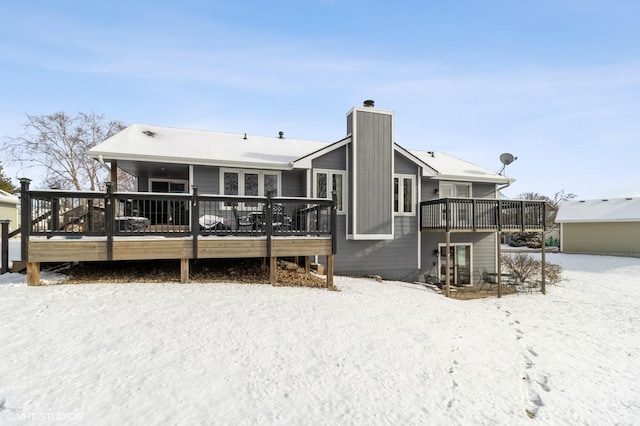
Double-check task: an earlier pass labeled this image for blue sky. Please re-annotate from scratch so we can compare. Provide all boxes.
[1,0,639,199]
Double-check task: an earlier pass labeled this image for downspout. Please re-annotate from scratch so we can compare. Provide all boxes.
[98,155,111,173]
[495,178,515,196]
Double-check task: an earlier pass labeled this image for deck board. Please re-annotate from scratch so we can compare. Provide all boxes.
[28,236,332,263]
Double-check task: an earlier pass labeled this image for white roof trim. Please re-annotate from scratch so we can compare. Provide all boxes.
[291,136,351,169]
[393,144,438,176]
[0,189,19,204]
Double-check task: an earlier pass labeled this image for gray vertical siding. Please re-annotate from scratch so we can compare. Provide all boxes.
[472,183,497,199]
[395,151,418,175]
[312,146,347,170]
[421,179,439,202]
[138,178,148,192]
[354,110,393,236]
[282,170,306,197]
[329,215,420,281]
[193,166,220,194]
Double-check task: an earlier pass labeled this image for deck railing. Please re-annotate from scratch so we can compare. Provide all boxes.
[420,198,546,232]
[19,179,337,261]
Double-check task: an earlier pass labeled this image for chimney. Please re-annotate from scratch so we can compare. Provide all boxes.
[363,99,375,108]
[278,131,284,139]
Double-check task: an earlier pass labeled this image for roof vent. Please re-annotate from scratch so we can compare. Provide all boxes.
[363,99,375,108]
[243,133,247,140]
[278,131,284,139]
[142,130,156,137]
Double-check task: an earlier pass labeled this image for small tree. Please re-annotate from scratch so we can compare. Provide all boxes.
[3,112,125,190]
[502,253,540,283]
[502,253,563,285]
[0,163,17,193]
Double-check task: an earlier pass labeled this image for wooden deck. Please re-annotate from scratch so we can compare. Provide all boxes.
[25,235,334,288]
[14,181,338,288]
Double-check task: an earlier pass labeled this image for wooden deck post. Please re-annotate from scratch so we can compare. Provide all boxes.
[180,258,189,283]
[20,178,31,263]
[326,254,335,290]
[541,231,546,295]
[496,232,502,298]
[445,231,451,297]
[270,256,277,286]
[110,160,118,192]
[305,256,311,274]
[27,262,41,286]
[1,220,9,274]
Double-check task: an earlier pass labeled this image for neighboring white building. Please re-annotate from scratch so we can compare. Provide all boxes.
[0,189,20,233]
[556,197,640,257]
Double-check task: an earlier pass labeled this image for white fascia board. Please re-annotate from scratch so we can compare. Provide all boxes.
[430,174,513,185]
[347,106,395,116]
[90,152,294,171]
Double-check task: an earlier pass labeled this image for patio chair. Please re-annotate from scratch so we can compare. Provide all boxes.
[261,204,291,231]
[478,269,498,292]
[231,206,254,233]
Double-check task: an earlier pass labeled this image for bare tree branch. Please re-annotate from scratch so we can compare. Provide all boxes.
[2,112,125,190]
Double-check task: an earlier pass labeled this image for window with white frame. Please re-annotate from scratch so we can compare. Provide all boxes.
[394,175,415,215]
[439,182,471,198]
[220,169,281,198]
[314,169,346,213]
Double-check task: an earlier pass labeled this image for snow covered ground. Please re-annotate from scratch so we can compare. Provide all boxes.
[1,249,639,425]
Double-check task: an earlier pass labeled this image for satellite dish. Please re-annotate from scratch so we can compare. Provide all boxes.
[498,153,517,175]
[500,153,515,166]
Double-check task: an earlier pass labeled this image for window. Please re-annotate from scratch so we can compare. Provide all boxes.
[439,182,471,198]
[220,169,281,199]
[394,175,415,215]
[314,169,345,213]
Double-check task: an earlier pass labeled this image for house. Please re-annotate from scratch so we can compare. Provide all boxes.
[556,197,640,257]
[0,189,19,233]
[14,101,545,289]
[84,100,544,284]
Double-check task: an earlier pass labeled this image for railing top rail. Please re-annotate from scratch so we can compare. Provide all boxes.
[27,189,334,205]
[29,189,106,198]
[421,197,546,204]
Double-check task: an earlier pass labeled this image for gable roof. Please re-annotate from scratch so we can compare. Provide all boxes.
[556,197,640,223]
[88,124,331,170]
[409,150,512,184]
[0,189,19,205]
[89,123,511,185]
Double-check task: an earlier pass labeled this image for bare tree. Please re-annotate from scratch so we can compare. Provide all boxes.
[518,190,576,230]
[3,112,125,190]
[507,190,576,247]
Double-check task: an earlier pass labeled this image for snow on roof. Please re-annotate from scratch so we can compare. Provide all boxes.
[556,197,640,223]
[89,124,511,185]
[0,189,19,205]
[88,124,331,169]
[409,150,512,184]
